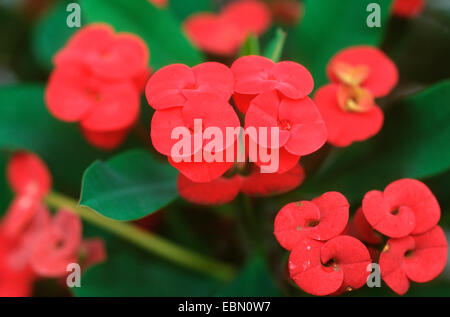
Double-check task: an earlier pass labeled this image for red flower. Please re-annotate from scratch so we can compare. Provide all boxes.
[314,84,383,147]
[146,62,234,110]
[392,0,426,17]
[274,192,349,250]
[245,90,327,172]
[46,24,149,150]
[379,225,448,295]
[327,46,398,98]
[151,92,240,182]
[231,55,314,113]
[362,179,440,238]
[54,24,149,82]
[289,235,371,296]
[178,163,305,205]
[184,0,271,56]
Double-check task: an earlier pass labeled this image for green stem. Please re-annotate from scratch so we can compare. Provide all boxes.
[45,191,235,282]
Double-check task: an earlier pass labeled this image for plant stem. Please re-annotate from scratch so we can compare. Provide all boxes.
[45,191,235,282]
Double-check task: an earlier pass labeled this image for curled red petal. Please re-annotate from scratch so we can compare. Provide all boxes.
[80,238,107,270]
[320,235,371,294]
[351,207,383,245]
[232,93,256,114]
[289,239,343,296]
[404,226,448,283]
[274,192,349,250]
[362,179,440,238]
[178,173,242,205]
[169,155,234,183]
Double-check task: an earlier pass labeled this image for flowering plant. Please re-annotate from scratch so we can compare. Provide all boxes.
[0,0,449,297]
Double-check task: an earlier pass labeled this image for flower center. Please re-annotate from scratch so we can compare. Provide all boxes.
[333,62,369,86]
[278,119,291,130]
[337,84,374,113]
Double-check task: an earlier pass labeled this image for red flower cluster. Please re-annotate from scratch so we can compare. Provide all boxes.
[352,178,447,295]
[235,56,327,172]
[275,179,448,296]
[274,192,371,295]
[46,24,150,149]
[392,0,426,17]
[146,56,325,205]
[0,152,106,296]
[314,46,398,147]
[184,0,271,56]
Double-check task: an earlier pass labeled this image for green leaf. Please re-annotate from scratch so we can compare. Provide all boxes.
[80,0,204,69]
[0,84,108,192]
[73,233,220,296]
[80,149,178,221]
[264,28,287,62]
[169,0,214,21]
[288,0,392,87]
[239,34,260,57]
[303,80,450,202]
[32,1,80,71]
[214,254,281,297]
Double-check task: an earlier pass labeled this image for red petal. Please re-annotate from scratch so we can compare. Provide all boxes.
[80,238,107,270]
[232,56,313,98]
[245,90,289,149]
[54,24,114,67]
[231,55,276,95]
[222,0,271,35]
[404,226,448,283]
[327,46,398,98]
[190,62,234,101]
[178,174,242,205]
[1,194,41,239]
[289,239,343,296]
[314,84,384,147]
[81,127,129,150]
[45,64,95,122]
[182,92,241,153]
[271,61,314,99]
[7,151,51,198]
[241,163,305,196]
[279,97,327,156]
[351,207,383,245]
[320,236,371,294]
[169,155,234,183]
[146,64,195,110]
[88,33,149,80]
[80,81,139,132]
[184,14,242,56]
[274,192,349,250]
